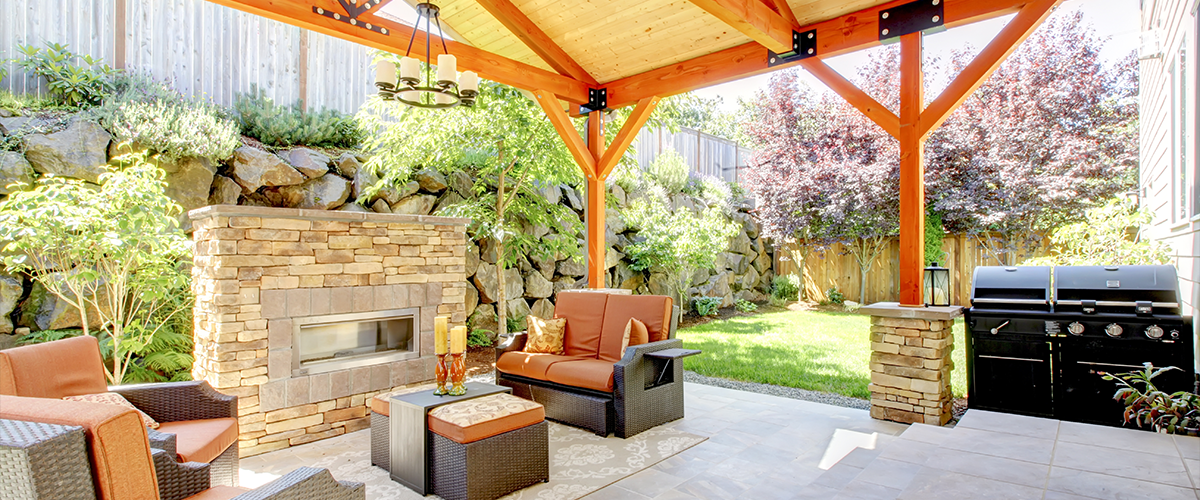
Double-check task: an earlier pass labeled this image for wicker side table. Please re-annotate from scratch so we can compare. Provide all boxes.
[0,418,97,500]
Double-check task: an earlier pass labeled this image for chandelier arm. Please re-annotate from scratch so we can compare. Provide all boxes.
[402,11,420,57]
[435,16,449,56]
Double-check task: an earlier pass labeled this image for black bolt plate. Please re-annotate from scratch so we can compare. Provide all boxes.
[579,88,608,114]
[767,29,817,68]
[878,0,944,42]
[313,0,389,35]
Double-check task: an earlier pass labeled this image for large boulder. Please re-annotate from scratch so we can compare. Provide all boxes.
[611,183,627,207]
[561,185,583,211]
[753,246,772,273]
[606,208,626,234]
[275,173,351,210]
[535,182,561,205]
[0,116,53,135]
[230,146,305,191]
[415,168,448,192]
[0,151,36,194]
[380,181,420,205]
[465,242,480,277]
[506,298,532,325]
[338,202,370,213]
[740,265,761,291]
[30,283,104,331]
[530,298,554,320]
[726,253,749,275]
[162,157,216,213]
[604,247,624,270]
[473,262,523,304]
[208,175,242,205]
[479,238,499,264]
[0,274,22,334]
[700,272,732,299]
[648,273,671,296]
[371,199,392,213]
[449,170,474,195]
[558,257,585,277]
[334,152,360,178]
[729,229,753,255]
[530,252,556,281]
[432,190,464,215]
[467,303,498,335]
[281,148,331,178]
[352,166,380,201]
[464,283,479,317]
[524,271,553,299]
[553,276,579,295]
[390,194,436,215]
[23,120,110,183]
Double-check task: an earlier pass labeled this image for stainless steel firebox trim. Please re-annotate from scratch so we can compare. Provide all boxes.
[292,307,420,376]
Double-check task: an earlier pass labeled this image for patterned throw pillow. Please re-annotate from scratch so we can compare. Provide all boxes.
[63,392,160,429]
[524,315,567,354]
[621,318,649,358]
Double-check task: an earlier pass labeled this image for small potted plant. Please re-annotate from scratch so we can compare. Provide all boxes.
[1102,363,1200,436]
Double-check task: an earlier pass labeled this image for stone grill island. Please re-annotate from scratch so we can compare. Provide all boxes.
[188,205,469,456]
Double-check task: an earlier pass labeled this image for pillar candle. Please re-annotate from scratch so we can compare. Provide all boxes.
[460,71,478,92]
[434,316,449,354]
[450,326,467,354]
[436,54,456,83]
[399,56,419,81]
[375,60,397,87]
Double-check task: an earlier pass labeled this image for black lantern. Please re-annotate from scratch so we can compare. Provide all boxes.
[924,262,950,307]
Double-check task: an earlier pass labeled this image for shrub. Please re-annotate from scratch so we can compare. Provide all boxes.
[771,274,801,302]
[646,147,689,194]
[15,42,115,107]
[734,299,757,313]
[235,87,364,149]
[693,297,721,316]
[826,287,845,305]
[1023,198,1172,266]
[768,295,788,308]
[467,329,493,348]
[688,173,734,214]
[609,163,643,194]
[1103,363,1199,435]
[96,74,240,161]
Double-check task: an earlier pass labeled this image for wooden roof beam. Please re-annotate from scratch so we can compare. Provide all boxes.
[205,0,591,104]
[760,0,798,27]
[687,0,798,53]
[596,96,660,179]
[533,90,596,176]
[798,58,899,137]
[605,0,1028,109]
[475,0,599,86]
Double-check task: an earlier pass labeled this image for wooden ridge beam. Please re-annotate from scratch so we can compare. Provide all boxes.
[687,0,798,53]
[475,0,598,86]
[596,97,661,179]
[205,0,590,104]
[918,0,1062,138]
[760,0,798,27]
[605,0,1027,109]
[799,58,900,137]
[533,90,595,175]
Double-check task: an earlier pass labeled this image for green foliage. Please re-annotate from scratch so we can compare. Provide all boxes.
[609,163,644,194]
[95,74,240,161]
[505,316,524,334]
[1023,198,1171,266]
[646,148,689,194]
[1102,364,1199,435]
[15,42,115,107]
[925,211,946,266]
[467,329,493,348]
[770,274,801,302]
[768,294,788,308]
[236,87,364,149]
[687,175,735,215]
[0,89,72,115]
[825,287,846,305]
[734,299,757,313]
[0,151,193,384]
[692,297,721,316]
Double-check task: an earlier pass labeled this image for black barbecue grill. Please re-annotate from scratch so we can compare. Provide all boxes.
[965,265,1197,427]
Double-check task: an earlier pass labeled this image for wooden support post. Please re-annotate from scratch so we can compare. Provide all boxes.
[586,112,605,289]
[898,33,925,307]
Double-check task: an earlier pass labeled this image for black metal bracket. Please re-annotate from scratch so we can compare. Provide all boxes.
[579,88,608,114]
[314,0,390,35]
[878,0,945,43]
[767,29,817,68]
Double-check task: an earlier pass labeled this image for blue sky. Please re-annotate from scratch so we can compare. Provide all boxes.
[694,0,1141,111]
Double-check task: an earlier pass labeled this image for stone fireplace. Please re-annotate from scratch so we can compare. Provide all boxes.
[188,205,469,456]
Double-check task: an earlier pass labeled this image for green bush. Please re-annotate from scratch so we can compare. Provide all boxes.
[768,294,788,308]
[15,42,115,107]
[235,87,364,149]
[693,296,721,316]
[467,329,493,348]
[771,274,801,302]
[687,174,734,214]
[826,287,845,305]
[1023,198,1172,266]
[96,74,240,161]
[646,147,689,194]
[734,299,758,313]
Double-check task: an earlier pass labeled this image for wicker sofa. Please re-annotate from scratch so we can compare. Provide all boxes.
[494,290,684,438]
[0,336,240,490]
[0,395,364,500]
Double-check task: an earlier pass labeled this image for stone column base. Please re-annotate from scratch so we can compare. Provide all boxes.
[859,302,962,426]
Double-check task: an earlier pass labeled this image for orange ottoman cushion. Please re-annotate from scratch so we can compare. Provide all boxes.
[428,393,544,444]
[156,417,238,464]
[371,386,431,417]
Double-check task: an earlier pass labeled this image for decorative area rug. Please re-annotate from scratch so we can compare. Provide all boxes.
[240,422,706,500]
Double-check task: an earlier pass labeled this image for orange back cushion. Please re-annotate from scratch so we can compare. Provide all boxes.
[554,291,609,358]
[0,335,109,398]
[0,395,159,500]
[597,294,672,362]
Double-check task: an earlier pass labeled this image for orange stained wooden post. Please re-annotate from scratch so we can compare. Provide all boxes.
[586,112,606,288]
[898,33,925,307]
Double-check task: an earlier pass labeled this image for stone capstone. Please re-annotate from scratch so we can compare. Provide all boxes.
[209,175,242,205]
[231,146,305,191]
[275,174,351,210]
[415,169,448,192]
[0,151,36,195]
[281,148,331,178]
[23,119,111,183]
[390,194,436,215]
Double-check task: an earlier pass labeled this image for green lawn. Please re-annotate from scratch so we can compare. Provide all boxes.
[678,308,967,400]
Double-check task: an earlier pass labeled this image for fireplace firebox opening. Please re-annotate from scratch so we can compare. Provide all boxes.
[292,308,420,376]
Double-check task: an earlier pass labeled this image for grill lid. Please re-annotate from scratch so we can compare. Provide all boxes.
[1053,265,1180,315]
[970,266,1052,311]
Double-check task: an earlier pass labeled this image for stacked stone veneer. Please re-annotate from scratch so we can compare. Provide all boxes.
[189,205,469,457]
[862,303,960,426]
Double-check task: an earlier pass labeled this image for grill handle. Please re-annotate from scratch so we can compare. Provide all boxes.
[1055,300,1179,308]
[971,298,1049,305]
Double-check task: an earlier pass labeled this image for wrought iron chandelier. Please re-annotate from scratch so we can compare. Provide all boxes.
[374,3,478,108]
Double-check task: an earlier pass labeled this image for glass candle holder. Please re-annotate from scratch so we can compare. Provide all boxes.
[448,352,467,396]
[433,353,449,396]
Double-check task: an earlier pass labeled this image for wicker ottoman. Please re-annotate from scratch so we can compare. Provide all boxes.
[0,419,96,500]
[428,394,548,500]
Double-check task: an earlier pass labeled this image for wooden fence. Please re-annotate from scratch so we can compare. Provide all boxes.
[774,234,1051,307]
[632,126,755,184]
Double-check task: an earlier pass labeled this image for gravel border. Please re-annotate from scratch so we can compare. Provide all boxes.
[684,371,870,411]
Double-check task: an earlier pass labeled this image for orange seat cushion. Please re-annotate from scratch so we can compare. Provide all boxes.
[156,417,239,464]
[554,291,610,358]
[495,352,583,381]
[428,393,544,444]
[0,335,109,398]
[545,359,615,393]
[183,486,250,500]
[597,295,672,362]
[0,395,160,500]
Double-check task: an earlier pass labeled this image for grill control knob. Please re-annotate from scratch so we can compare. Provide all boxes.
[1170,330,1180,339]
[1067,322,1085,335]
[1105,323,1124,338]
[1145,325,1164,339]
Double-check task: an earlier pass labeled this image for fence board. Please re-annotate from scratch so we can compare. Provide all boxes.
[632,126,753,184]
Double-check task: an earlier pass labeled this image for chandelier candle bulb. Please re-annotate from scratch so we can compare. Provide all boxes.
[460,71,478,93]
[435,92,454,105]
[375,60,397,88]
[399,56,419,81]
[434,316,449,355]
[436,54,456,84]
[450,325,466,354]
